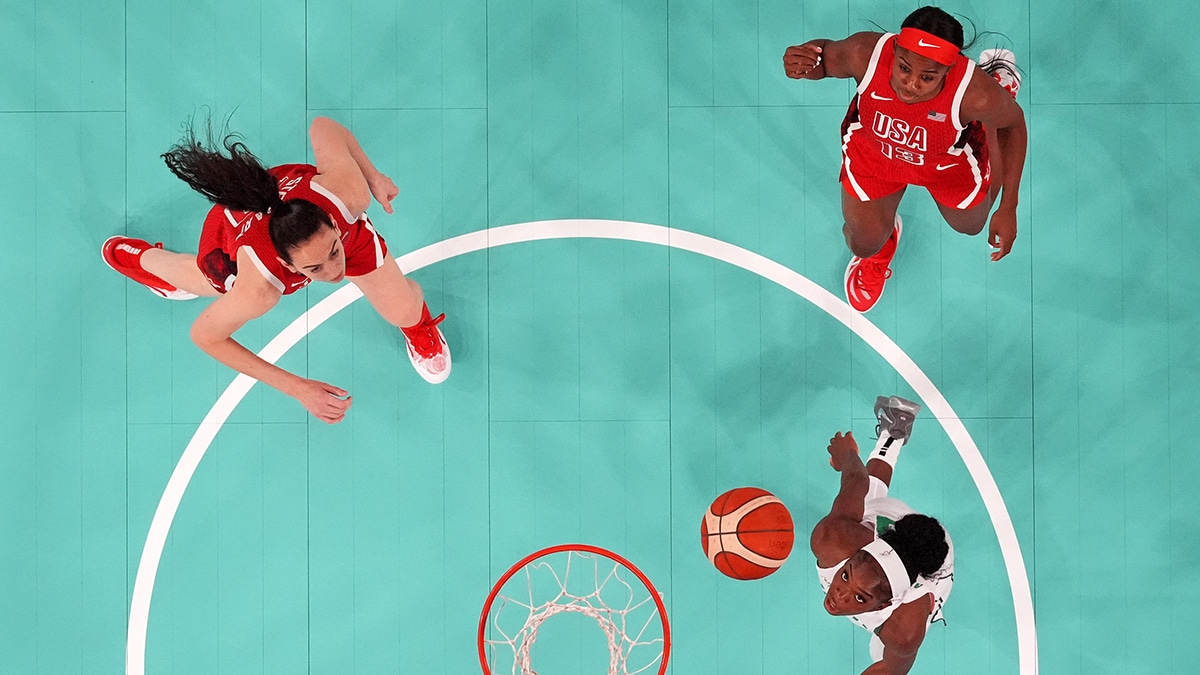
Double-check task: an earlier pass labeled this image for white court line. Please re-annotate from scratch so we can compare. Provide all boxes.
[126,220,1038,674]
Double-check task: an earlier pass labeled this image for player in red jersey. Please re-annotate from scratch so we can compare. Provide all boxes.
[783,6,1026,312]
[103,116,451,423]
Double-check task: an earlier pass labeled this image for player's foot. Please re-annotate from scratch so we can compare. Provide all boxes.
[874,395,921,442]
[400,302,451,384]
[980,49,1021,99]
[101,236,198,300]
[844,214,901,313]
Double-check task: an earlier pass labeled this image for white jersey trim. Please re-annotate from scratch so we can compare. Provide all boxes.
[955,141,985,209]
[856,33,894,96]
[841,117,870,201]
[949,58,977,131]
[308,178,359,226]
[363,220,385,269]
[240,246,285,294]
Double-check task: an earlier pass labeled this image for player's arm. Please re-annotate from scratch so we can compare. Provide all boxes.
[810,432,874,566]
[189,251,352,423]
[309,116,399,218]
[858,597,932,674]
[783,32,881,82]
[961,69,1028,261]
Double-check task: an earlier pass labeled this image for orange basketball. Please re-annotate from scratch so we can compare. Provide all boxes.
[701,487,795,580]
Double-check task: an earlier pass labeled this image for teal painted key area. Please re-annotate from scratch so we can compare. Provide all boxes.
[1,0,1197,672]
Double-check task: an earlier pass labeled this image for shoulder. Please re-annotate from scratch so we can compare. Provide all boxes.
[825,32,888,81]
[959,65,1024,128]
[305,174,361,225]
[226,245,293,299]
[226,254,283,311]
[877,594,933,654]
[810,515,873,567]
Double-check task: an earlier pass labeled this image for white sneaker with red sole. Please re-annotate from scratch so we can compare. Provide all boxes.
[102,236,198,300]
[400,302,452,384]
[844,214,902,313]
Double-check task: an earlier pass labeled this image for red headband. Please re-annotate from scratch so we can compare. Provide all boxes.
[896,27,958,66]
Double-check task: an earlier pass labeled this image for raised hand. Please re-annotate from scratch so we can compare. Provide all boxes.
[783,42,825,79]
[827,431,861,472]
[369,173,400,214]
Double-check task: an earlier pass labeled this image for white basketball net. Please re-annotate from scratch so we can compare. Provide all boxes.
[482,549,666,675]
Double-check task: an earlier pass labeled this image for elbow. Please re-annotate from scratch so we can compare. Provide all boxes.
[189,322,210,351]
[189,320,223,355]
[309,116,335,137]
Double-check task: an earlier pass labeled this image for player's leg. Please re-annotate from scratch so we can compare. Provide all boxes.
[351,257,424,327]
[865,395,921,493]
[141,247,220,297]
[935,192,992,236]
[101,236,212,299]
[841,186,905,259]
[841,187,906,313]
[349,258,451,384]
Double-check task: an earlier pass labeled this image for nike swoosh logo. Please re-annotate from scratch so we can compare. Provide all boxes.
[917,39,941,48]
[870,92,893,101]
[936,163,958,171]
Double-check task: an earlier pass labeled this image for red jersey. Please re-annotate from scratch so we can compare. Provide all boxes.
[840,34,990,209]
[196,164,388,295]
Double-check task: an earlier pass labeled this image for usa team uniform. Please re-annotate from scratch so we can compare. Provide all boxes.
[840,33,990,209]
[196,164,389,295]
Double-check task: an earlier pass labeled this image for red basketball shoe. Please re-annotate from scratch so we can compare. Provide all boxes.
[844,215,901,313]
[400,302,452,384]
[102,236,198,300]
[980,49,1021,99]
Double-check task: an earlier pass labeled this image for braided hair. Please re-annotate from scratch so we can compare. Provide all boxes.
[880,513,950,583]
[161,113,332,264]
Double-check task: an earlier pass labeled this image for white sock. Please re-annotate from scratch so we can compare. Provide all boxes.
[868,432,904,469]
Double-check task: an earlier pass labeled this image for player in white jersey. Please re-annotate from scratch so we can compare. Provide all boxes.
[811,396,954,673]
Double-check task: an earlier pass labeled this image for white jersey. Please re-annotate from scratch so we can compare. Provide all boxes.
[816,497,954,661]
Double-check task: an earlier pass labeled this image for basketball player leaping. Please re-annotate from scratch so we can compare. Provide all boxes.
[103,115,451,423]
[811,396,954,674]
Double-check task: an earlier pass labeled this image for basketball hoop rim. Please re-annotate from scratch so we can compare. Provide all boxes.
[477,543,672,675]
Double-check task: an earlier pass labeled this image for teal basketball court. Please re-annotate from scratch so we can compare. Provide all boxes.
[1,0,1197,672]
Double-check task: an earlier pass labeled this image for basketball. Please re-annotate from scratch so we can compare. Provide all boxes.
[701,487,795,580]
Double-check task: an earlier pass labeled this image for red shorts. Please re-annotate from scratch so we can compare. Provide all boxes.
[840,119,992,210]
[840,157,991,210]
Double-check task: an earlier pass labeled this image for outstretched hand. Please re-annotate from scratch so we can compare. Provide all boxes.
[783,42,824,79]
[827,431,861,472]
[293,378,353,424]
[988,206,1017,261]
[369,173,400,214]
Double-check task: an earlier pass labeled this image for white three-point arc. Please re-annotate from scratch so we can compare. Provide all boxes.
[125,220,1039,674]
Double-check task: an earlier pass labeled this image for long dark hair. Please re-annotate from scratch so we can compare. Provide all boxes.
[162,113,331,263]
[880,513,950,583]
